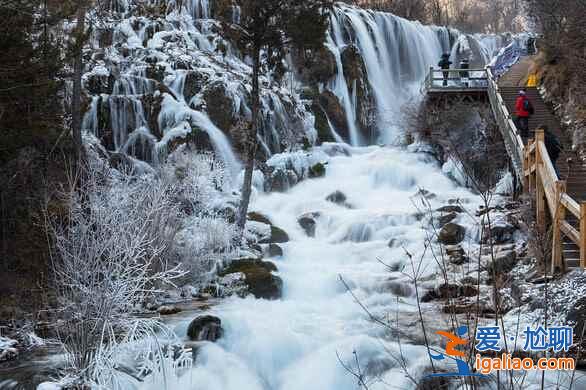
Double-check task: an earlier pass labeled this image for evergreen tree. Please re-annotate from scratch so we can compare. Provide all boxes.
[236,0,332,231]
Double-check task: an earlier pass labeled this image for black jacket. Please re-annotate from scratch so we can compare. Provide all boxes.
[438,59,452,69]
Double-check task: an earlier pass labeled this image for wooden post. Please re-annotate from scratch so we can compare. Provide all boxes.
[535,130,546,231]
[528,138,535,191]
[552,181,567,273]
[580,202,586,269]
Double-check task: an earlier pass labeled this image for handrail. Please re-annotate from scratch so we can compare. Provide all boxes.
[425,67,489,91]
[484,68,585,271]
[423,65,586,271]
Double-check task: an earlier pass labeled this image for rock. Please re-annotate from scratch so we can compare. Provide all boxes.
[421,283,478,302]
[309,163,326,178]
[187,315,223,342]
[445,244,468,265]
[268,243,283,258]
[482,222,516,245]
[202,81,236,132]
[248,212,273,226]
[437,205,464,213]
[388,238,401,248]
[269,168,298,192]
[219,260,282,299]
[417,374,450,390]
[387,281,413,298]
[0,337,18,363]
[567,297,586,336]
[414,189,437,200]
[437,211,458,227]
[326,190,347,205]
[317,91,349,141]
[157,305,182,315]
[298,212,320,237]
[298,46,336,84]
[486,250,517,275]
[258,225,290,244]
[438,223,466,245]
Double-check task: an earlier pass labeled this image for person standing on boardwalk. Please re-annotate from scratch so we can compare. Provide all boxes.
[515,89,533,140]
[459,58,470,87]
[438,54,452,87]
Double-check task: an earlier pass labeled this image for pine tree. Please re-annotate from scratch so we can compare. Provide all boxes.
[236,0,332,231]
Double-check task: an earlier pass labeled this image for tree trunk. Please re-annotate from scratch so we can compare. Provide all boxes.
[72,2,86,160]
[237,47,261,232]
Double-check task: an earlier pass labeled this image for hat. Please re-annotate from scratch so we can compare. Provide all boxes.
[442,53,450,58]
[519,90,526,95]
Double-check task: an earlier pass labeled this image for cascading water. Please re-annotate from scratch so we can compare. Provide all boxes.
[327,5,454,144]
[133,5,516,390]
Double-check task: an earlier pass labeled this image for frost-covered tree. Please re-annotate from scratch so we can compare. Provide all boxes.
[237,0,332,231]
[46,161,185,383]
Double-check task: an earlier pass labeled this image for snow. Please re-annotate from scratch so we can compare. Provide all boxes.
[0,336,18,362]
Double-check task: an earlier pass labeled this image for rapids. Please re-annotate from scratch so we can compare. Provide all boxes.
[141,145,484,390]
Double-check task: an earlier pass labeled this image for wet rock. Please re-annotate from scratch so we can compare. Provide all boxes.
[158,305,182,316]
[421,283,478,302]
[445,244,468,265]
[298,212,320,237]
[437,211,458,227]
[318,91,349,141]
[326,190,347,205]
[309,162,326,178]
[184,70,210,100]
[202,81,236,132]
[85,73,114,95]
[219,260,282,299]
[387,281,413,298]
[486,250,517,275]
[567,297,586,336]
[341,44,376,139]
[297,46,336,85]
[187,315,223,342]
[437,205,464,213]
[258,225,290,244]
[248,212,272,226]
[438,223,466,245]
[268,243,283,258]
[0,337,18,362]
[268,168,298,192]
[388,238,401,248]
[482,221,516,245]
[417,375,451,390]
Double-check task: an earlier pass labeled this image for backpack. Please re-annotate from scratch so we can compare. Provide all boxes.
[523,98,535,115]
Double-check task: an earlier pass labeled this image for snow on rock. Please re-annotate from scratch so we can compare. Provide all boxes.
[0,336,18,362]
[81,3,317,169]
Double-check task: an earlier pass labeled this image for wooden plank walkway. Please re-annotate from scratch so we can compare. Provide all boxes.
[497,58,586,270]
[424,59,586,272]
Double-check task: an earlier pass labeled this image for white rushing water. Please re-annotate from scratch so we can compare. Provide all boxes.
[141,145,485,390]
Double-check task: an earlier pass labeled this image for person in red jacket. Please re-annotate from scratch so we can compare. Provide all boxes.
[515,89,533,140]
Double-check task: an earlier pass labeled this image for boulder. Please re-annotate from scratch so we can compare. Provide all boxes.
[219,260,282,299]
[268,243,283,258]
[388,238,400,248]
[387,281,413,298]
[298,46,337,85]
[445,244,468,265]
[486,250,517,275]
[326,190,347,205]
[187,315,223,342]
[341,44,376,139]
[298,212,321,237]
[437,205,464,213]
[421,283,478,302]
[317,91,349,141]
[248,212,273,226]
[309,163,326,178]
[482,222,516,245]
[158,305,182,315]
[202,81,236,132]
[438,223,466,245]
[258,225,290,244]
[268,168,298,192]
[437,211,458,227]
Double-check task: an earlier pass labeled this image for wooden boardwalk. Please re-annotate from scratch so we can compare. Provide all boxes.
[425,59,586,272]
[497,59,586,270]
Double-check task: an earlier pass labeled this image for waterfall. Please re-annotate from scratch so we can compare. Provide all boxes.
[326,5,499,145]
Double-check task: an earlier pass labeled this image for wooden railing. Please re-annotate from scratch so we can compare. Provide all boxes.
[424,68,489,92]
[486,67,525,180]
[424,65,585,270]
[524,130,586,271]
